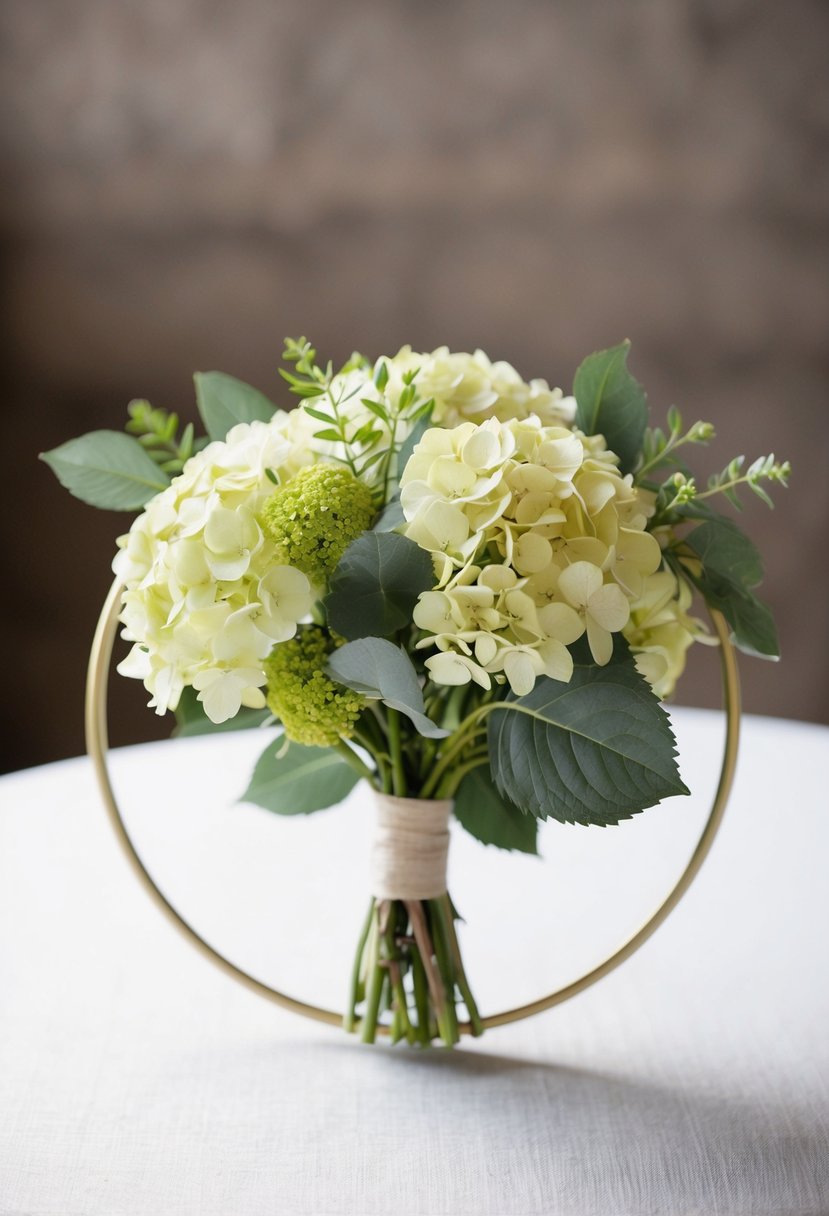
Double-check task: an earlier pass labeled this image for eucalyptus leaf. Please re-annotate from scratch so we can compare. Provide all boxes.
[573,341,648,475]
[488,654,689,826]
[40,430,170,510]
[454,768,538,854]
[372,497,406,532]
[174,687,272,737]
[241,739,360,814]
[194,371,276,442]
[327,638,448,739]
[324,532,435,640]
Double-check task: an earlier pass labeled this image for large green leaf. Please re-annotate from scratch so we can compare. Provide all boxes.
[174,687,272,737]
[454,767,538,854]
[324,531,435,640]
[327,637,448,738]
[241,739,360,814]
[573,341,648,475]
[691,574,779,659]
[673,513,779,659]
[40,430,170,510]
[683,516,764,589]
[487,655,689,826]
[194,371,276,442]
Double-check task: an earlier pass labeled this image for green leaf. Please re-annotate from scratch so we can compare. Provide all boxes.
[573,341,648,475]
[674,514,780,659]
[488,654,689,826]
[241,738,360,814]
[327,638,449,739]
[194,371,276,442]
[173,687,272,737]
[372,497,406,532]
[40,430,170,510]
[397,406,434,476]
[691,574,779,659]
[454,767,538,854]
[324,532,435,640]
[683,516,764,589]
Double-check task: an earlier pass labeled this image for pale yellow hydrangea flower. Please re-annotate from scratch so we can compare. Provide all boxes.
[383,346,577,429]
[113,415,316,723]
[624,570,714,699]
[402,413,662,695]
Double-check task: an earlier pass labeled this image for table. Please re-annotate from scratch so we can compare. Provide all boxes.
[2,709,828,1216]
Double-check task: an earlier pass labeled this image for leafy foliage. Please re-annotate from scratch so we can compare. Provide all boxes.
[573,341,648,475]
[453,768,538,854]
[280,338,433,503]
[194,371,275,442]
[671,514,780,658]
[325,532,435,640]
[241,738,360,814]
[125,400,204,476]
[327,637,448,739]
[487,652,689,826]
[636,407,714,483]
[40,430,170,510]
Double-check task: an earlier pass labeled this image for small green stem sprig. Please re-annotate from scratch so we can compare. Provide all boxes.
[125,399,201,475]
[279,338,432,507]
[656,453,791,518]
[636,406,715,484]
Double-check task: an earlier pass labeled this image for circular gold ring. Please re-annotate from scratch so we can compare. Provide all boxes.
[86,578,741,1034]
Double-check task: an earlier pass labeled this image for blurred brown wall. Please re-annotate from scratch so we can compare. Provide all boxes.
[3,0,828,772]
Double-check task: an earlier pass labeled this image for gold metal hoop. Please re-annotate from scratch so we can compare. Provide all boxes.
[86,578,741,1035]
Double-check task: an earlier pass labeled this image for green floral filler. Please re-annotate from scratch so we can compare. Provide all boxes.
[265,626,365,747]
[261,464,374,582]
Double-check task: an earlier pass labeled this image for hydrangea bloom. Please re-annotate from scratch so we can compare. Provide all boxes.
[624,570,713,698]
[401,414,662,694]
[113,414,316,722]
[383,346,576,429]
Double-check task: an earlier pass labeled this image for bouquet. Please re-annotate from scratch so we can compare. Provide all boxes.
[43,339,789,1047]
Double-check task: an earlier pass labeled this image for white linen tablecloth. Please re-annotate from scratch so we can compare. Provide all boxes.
[1,708,828,1216]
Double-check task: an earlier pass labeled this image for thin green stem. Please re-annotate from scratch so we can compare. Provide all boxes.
[428,901,459,1046]
[410,945,432,1045]
[386,708,406,797]
[334,740,376,787]
[437,895,483,1037]
[436,756,491,800]
[360,905,384,1044]
[420,723,487,799]
[344,898,376,1034]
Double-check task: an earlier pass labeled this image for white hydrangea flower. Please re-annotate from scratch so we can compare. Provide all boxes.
[385,346,576,429]
[113,414,315,723]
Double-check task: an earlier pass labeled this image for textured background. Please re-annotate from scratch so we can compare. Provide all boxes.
[3,0,828,772]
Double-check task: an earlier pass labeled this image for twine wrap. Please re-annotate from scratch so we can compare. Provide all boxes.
[369,794,452,900]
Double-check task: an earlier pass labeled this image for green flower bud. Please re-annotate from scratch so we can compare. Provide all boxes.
[264,626,365,747]
[261,464,374,582]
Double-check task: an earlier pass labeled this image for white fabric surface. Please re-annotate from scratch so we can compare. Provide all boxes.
[1,708,828,1216]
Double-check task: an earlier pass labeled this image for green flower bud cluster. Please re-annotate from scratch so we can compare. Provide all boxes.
[264,626,366,747]
[261,464,374,583]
